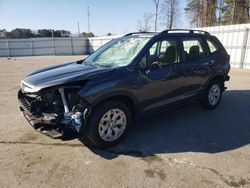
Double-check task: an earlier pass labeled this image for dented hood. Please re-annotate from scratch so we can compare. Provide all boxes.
[22,61,115,92]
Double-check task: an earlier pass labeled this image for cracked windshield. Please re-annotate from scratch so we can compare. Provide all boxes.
[85,37,149,67]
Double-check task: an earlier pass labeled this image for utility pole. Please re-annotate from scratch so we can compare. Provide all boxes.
[87,6,90,33]
[77,21,80,37]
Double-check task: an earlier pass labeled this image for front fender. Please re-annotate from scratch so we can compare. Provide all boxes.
[78,79,138,108]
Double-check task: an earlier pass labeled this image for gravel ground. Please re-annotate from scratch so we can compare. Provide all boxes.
[0,56,250,188]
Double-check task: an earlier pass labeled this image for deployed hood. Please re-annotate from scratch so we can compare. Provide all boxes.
[21,61,115,92]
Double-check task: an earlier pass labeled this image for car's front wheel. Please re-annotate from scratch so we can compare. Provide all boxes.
[85,100,131,148]
[201,80,223,110]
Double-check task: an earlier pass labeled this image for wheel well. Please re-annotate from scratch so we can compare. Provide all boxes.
[91,95,137,120]
[209,75,225,88]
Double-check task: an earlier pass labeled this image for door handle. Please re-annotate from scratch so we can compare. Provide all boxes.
[210,60,215,64]
[206,61,214,66]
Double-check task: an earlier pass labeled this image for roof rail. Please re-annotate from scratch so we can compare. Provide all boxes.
[124,32,157,37]
[161,29,210,35]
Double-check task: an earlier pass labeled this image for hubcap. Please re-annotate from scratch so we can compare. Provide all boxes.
[98,109,127,142]
[208,84,221,106]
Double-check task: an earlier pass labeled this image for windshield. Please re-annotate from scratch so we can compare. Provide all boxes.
[85,37,149,68]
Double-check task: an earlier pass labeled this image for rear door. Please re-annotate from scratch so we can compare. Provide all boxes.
[205,36,230,69]
[181,37,211,98]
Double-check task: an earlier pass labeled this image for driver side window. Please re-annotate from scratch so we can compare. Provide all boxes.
[139,39,179,69]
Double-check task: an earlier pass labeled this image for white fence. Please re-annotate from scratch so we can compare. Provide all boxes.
[0,37,88,57]
[197,24,250,69]
[88,35,120,53]
[88,24,250,69]
[1,24,250,68]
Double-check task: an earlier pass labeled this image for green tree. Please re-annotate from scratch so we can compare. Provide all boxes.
[60,30,71,37]
[81,32,95,38]
[221,0,250,24]
[8,28,34,38]
[53,30,61,37]
[185,0,217,27]
[0,29,8,38]
[37,29,52,37]
[37,29,71,37]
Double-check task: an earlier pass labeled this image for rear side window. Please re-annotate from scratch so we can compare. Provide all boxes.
[182,39,205,61]
[206,39,219,53]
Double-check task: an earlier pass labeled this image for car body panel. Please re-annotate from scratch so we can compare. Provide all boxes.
[22,62,116,92]
[18,30,231,135]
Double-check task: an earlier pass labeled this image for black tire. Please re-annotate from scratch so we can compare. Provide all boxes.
[200,79,223,110]
[84,100,131,148]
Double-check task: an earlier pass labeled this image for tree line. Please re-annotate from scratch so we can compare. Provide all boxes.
[185,0,250,27]
[137,0,250,31]
[1,1,250,37]
[0,28,96,39]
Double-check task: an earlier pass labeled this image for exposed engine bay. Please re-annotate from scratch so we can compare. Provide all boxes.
[18,82,89,138]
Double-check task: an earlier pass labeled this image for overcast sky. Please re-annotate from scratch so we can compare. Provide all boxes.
[0,0,188,36]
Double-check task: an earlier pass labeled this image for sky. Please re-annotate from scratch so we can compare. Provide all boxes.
[0,0,188,36]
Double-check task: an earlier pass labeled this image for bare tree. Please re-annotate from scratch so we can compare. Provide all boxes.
[152,0,160,31]
[217,0,224,25]
[136,12,153,32]
[185,0,217,27]
[161,0,179,29]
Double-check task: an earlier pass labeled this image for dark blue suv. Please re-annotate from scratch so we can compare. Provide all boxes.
[18,29,230,147]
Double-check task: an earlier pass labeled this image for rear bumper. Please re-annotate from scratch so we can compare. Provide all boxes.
[225,75,230,81]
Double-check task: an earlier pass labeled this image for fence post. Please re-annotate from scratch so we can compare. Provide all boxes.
[52,38,56,55]
[71,38,73,55]
[31,39,34,56]
[240,28,249,69]
[6,40,10,57]
[88,38,92,54]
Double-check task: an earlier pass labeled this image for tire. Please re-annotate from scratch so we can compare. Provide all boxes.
[84,100,131,148]
[200,79,223,110]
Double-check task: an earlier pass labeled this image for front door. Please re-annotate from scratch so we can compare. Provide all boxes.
[136,37,186,113]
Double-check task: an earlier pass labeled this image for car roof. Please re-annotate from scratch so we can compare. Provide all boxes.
[124,29,210,38]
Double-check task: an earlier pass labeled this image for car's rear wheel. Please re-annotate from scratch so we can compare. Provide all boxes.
[200,80,223,110]
[85,100,131,148]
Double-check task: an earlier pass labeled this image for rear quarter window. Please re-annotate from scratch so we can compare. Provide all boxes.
[206,38,220,53]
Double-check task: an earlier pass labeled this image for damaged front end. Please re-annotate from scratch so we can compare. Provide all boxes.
[18,81,89,138]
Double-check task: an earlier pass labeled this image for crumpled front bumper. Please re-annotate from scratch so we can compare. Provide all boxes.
[18,90,59,125]
[18,90,64,138]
